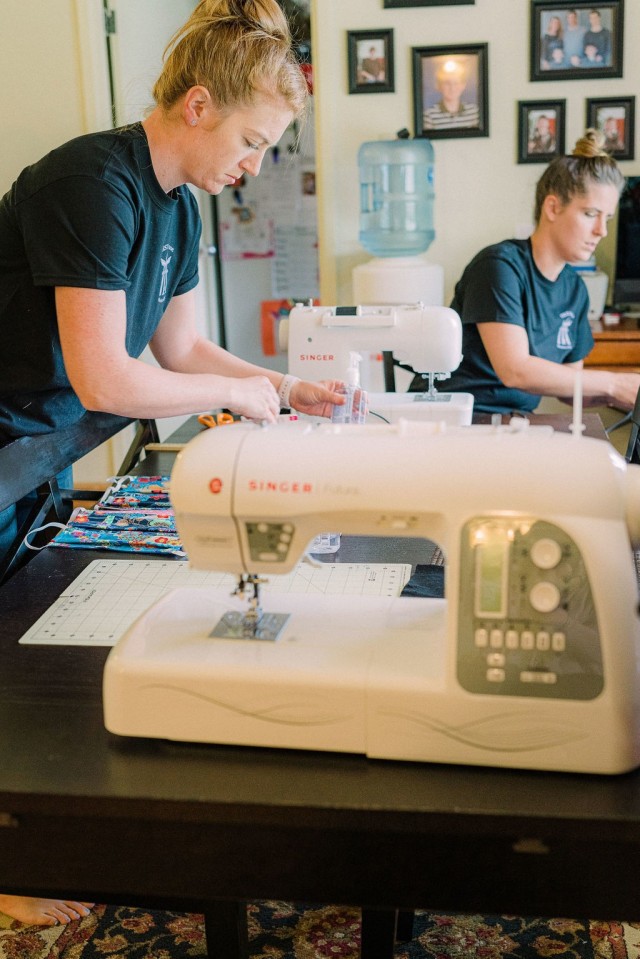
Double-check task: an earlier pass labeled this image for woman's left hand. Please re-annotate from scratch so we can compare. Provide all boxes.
[289,379,345,418]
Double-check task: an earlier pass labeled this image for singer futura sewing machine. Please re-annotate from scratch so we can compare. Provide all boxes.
[280,302,474,425]
[104,420,640,774]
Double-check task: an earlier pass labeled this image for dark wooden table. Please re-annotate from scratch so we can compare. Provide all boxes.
[1,412,639,955]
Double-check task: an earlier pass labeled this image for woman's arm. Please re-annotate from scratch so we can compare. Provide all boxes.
[56,287,342,421]
[479,322,640,409]
[150,291,345,416]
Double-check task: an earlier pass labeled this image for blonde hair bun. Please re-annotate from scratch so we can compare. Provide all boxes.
[573,128,609,159]
[533,126,624,221]
[153,0,308,116]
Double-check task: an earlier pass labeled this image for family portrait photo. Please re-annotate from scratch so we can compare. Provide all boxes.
[412,43,488,139]
[530,1,624,81]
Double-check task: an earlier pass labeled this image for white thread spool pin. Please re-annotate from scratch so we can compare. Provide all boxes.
[570,369,585,438]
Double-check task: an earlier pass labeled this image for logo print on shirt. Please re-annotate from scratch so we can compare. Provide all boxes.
[158,244,174,303]
[557,311,575,350]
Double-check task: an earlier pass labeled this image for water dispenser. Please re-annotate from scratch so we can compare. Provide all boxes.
[352,131,444,307]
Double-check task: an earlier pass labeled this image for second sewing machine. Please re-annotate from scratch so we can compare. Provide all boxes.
[280,301,474,425]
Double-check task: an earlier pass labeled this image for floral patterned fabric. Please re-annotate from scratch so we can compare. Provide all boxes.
[49,476,186,557]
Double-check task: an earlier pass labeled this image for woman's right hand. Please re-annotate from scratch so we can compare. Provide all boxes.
[226,375,281,423]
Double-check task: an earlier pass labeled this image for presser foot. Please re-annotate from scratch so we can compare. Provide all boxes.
[414,372,448,400]
[209,572,290,641]
[209,610,290,642]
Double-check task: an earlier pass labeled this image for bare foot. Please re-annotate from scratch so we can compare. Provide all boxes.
[0,895,95,927]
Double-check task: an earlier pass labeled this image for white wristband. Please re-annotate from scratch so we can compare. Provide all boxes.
[277,374,300,408]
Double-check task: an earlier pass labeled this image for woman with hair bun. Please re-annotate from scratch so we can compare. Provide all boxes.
[0,0,342,929]
[0,0,340,444]
[416,129,640,414]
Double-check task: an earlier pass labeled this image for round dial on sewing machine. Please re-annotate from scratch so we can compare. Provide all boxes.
[530,537,562,570]
[529,581,561,613]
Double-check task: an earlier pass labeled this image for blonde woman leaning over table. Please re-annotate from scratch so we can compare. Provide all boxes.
[0,0,342,928]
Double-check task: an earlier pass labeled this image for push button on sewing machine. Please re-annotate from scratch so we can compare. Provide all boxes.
[521,630,535,650]
[486,668,506,683]
[506,630,519,649]
[474,628,489,647]
[520,670,557,684]
[536,630,551,651]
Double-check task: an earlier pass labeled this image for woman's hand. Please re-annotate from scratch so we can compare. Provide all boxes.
[226,376,281,422]
[289,379,346,418]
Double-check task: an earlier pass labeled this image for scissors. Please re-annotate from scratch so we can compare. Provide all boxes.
[197,412,235,430]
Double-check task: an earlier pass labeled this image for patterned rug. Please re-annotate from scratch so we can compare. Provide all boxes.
[1,902,639,959]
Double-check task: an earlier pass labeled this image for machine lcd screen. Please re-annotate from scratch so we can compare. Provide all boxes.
[474,540,508,619]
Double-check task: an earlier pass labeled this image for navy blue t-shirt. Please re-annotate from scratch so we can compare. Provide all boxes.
[423,238,593,414]
[0,123,201,437]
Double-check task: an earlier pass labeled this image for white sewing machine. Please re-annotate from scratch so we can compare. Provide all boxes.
[103,421,640,774]
[280,303,474,425]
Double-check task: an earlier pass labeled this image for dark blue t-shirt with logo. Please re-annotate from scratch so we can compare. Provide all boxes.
[0,123,201,437]
[415,238,592,414]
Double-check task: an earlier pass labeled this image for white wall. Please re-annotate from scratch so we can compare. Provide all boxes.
[0,1,108,192]
[312,0,640,306]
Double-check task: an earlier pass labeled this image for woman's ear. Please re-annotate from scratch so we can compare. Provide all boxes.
[542,193,562,221]
[183,85,211,127]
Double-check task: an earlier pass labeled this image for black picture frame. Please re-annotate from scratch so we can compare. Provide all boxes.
[586,96,635,160]
[412,43,488,139]
[384,1,474,6]
[530,1,624,81]
[517,99,566,163]
[347,29,395,94]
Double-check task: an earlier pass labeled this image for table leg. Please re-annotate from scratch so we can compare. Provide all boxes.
[395,909,415,941]
[360,908,399,959]
[204,900,249,959]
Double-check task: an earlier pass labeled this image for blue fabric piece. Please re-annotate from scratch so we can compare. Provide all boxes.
[400,564,445,599]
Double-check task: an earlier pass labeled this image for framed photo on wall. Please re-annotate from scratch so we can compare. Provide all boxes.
[530,1,624,81]
[347,29,395,94]
[384,1,474,6]
[412,43,488,139]
[586,96,635,160]
[517,99,566,163]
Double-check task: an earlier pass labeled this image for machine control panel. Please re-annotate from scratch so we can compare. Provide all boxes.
[457,516,603,700]
[245,522,295,563]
